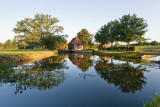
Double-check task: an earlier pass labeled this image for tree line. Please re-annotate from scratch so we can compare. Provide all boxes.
[0,39,17,50]
[1,13,159,50]
[131,40,160,46]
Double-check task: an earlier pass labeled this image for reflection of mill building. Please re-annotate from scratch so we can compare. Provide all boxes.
[68,54,93,72]
[68,37,84,51]
[68,54,84,66]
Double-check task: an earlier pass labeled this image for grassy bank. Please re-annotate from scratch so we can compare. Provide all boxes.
[92,50,156,59]
[0,50,57,63]
[0,49,49,56]
[93,50,140,59]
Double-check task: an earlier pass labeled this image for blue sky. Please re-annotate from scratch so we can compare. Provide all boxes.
[0,0,160,43]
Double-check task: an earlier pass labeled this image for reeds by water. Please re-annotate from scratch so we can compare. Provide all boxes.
[143,93,160,107]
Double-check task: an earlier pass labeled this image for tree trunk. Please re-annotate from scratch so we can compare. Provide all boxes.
[99,43,104,50]
[127,42,130,51]
[111,42,113,50]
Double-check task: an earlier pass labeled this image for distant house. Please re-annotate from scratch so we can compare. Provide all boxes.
[68,37,83,50]
[103,43,111,48]
[97,43,111,49]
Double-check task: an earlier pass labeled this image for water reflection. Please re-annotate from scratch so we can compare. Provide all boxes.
[95,57,147,93]
[0,55,68,94]
[0,54,160,107]
[68,54,93,72]
[115,57,160,69]
[0,54,155,95]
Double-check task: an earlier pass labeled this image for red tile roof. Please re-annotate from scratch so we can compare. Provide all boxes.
[69,37,83,45]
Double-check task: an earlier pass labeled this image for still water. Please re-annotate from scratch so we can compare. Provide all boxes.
[0,54,160,107]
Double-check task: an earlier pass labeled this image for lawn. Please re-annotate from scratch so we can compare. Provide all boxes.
[144,46,160,52]
[0,49,48,56]
[145,46,160,49]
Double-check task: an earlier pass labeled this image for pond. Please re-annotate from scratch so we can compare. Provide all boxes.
[0,54,160,107]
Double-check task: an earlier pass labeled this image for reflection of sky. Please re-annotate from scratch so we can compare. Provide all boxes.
[147,56,160,61]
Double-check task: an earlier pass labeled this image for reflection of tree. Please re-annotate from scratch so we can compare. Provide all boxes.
[19,55,68,72]
[78,55,93,72]
[99,56,111,63]
[0,55,68,94]
[68,54,93,72]
[95,60,147,93]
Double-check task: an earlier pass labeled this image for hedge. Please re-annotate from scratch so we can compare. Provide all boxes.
[105,47,134,51]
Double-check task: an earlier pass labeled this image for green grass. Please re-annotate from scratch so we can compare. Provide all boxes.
[0,49,48,51]
[93,50,141,59]
[143,93,160,107]
[145,46,160,49]
[144,46,160,53]
[0,63,14,72]
[0,49,49,56]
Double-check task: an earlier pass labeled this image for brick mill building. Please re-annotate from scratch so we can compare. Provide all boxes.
[68,37,83,51]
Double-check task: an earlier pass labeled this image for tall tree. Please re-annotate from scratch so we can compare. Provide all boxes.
[119,14,148,50]
[95,28,109,50]
[95,20,119,49]
[13,13,64,48]
[77,29,93,48]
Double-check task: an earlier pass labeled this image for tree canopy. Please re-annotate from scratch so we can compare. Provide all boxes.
[95,14,148,50]
[150,41,159,45]
[119,14,148,49]
[13,13,64,49]
[95,20,119,49]
[77,29,93,48]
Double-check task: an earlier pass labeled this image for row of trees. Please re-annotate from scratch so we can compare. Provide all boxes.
[112,40,160,48]
[2,13,158,50]
[131,40,160,46]
[3,13,94,50]
[0,39,18,50]
[95,14,148,50]
[149,41,160,45]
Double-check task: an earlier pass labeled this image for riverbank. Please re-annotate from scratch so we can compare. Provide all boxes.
[0,50,157,64]
[0,50,57,63]
[92,50,156,59]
